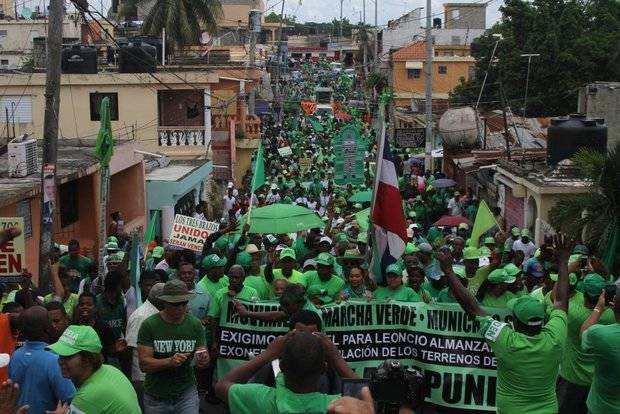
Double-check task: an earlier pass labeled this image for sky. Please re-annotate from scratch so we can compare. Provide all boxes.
[264,0,503,29]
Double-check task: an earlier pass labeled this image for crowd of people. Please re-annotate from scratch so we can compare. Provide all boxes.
[0,61,618,414]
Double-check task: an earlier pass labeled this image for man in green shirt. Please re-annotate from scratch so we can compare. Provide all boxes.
[579,287,620,414]
[138,279,209,413]
[215,331,341,414]
[59,239,92,293]
[305,253,345,305]
[266,248,307,287]
[197,254,229,298]
[438,235,572,414]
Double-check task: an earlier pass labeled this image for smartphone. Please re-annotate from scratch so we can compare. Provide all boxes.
[341,378,370,398]
[604,284,617,306]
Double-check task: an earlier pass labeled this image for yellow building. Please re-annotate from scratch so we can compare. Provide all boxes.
[392,41,475,108]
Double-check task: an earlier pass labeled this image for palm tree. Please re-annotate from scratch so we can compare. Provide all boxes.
[549,143,620,273]
[123,0,223,48]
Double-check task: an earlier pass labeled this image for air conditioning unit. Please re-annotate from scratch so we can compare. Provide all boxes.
[8,135,37,177]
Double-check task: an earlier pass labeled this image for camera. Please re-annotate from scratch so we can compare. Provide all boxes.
[370,359,425,413]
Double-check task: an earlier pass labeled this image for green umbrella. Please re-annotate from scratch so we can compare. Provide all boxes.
[240,204,325,234]
[348,191,372,203]
[355,208,370,231]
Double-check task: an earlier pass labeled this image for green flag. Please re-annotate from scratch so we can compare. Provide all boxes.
[143,210,159,245]
[251,143,265,193]
[470,200,498,248]
[601,218,618,273]
[129,233,142,307]
[95,96,113,168]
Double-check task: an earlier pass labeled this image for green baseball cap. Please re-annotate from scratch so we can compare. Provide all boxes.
[521,228,530,237]
[107,236,118,243]
[511,227,521,237]
[452,265,466,279]
[463,246,480,261]
[507,296,545,326]
[550,272,578,286]
[201,254,227,269]
[458,223,469,231]
[48,325,102,356]
[583,273,606,298]
[105,251,125,263]
[356,233,368,244]
[572,245,589,255]
[503,263,522,278]
[306,285,333,304]
[235,252,252,269]
[316,252,334,266]
[385,263,402,276]
[353,203,363,209]
[478,246,491,258]
[280,248,297,261]
[334,233,349,243]
[152,246,165,259]
[484,237,495,245]
[405,242,419,255]
[488,269,515,284]
[408,211,416,218]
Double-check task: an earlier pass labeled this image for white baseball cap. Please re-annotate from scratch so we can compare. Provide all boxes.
[319,236,333,245]
[245,244,260,254]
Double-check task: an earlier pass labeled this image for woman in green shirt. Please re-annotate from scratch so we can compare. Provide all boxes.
[374,264,421,302]
[405,265,431,303]
[338,266,372,301]
[476,269,516,308]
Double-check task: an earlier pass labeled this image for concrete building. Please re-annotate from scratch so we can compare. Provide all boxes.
[0,14,82,67]
[443,3,486,30]
[578,82,620,150]
[0,140,146,282]
[381,8,424,62]
[0,67,261,181]
[391,41,475,106]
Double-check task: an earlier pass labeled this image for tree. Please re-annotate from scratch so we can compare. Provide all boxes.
[123,0,223,47]
[549,144,620,274]
[449,0,620,116]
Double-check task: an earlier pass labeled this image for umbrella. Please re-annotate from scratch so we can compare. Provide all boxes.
[335,112,352,120]
[433,215,472,227]
[348,191,372,203]
[354,208,370,231]
[239,204,325,234]
[431,178,457,188]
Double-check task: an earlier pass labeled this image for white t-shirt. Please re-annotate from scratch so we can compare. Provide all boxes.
[447,198,462,216]
[512,239,537,258]
[223,195,236,214]
[125,300,159,381]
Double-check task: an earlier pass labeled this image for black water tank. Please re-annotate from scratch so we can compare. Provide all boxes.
[61,45,97,74]
[118,42,157,73]
[131,36,163,62]
[547,114,607,165]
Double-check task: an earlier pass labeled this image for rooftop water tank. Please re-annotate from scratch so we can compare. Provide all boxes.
[438,106,480,148]
[547,114,607,165]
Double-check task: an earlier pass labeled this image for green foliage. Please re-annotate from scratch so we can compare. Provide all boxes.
[123,0,223,47]
[449,0,620,116]
[549,144,620,261]
[366,72,387,93]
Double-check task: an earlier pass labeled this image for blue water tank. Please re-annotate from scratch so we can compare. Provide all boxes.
[547,114,607,165]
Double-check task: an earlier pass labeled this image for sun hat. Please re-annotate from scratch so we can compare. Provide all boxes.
[279,248,297,261]
[159,279,195,303]
[152,246,165,259]
[48,325,103,356]
[316,252,334,266]
[488,269,515,284]
[507,296,545,326]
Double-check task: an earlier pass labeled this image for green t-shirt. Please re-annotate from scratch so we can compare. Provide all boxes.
[44,292,79,318]
[582,323,620,414]
[59,255,92,292]
[228,381,340,414]
[436,288,457,304]
[374,286,421,302]
[68,364,140,414]
[293,238,312,263]
[273,269,307,287]
[422,281,442,299]
[560,293,614,386]
[244,275,271,300]
[207,285,259,320]
[467,266,491,296]
[305,272,346,301]
[479,309,568,414]
[95,294,126,339]
[137,313,206,399]
[197,275,229,298]
[480,291,515,308]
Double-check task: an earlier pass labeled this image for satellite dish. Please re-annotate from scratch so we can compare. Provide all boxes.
[21,7,32,19]
[200,32,211,45]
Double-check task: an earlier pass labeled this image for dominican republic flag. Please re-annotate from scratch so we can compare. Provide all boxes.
[370,132,408,281]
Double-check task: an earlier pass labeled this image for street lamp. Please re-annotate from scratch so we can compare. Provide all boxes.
[520,53,540,118]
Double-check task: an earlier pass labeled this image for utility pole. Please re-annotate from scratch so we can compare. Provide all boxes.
[424,0,433,171]
[249,31,256,115]
[38,0,63,292]
[273,0,285,121]
[363,0,367,76]
[520,53,540,119]
[339,0,343,62]
[374,0,378,65]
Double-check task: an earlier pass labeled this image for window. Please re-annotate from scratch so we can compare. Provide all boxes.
[438,65,448,75]
[451,9,460,20]
[89,92,119,121]
[468,65,476,80]
[59,181,78,228]
[0,30,7,39]
[0,95,32,123]
[407,69,421,79]
[0,60,8,65]
[451,36,461,45]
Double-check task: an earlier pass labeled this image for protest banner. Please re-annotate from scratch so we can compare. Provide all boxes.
[168,214,220,252]
[299,158,312,170]
[277,146,293,157]
[0,217,25,279]
[333,124,365,186]
[216,300,511,412]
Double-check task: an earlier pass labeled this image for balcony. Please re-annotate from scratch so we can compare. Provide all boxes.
[243,115,261,139]
[158,127,207,147]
